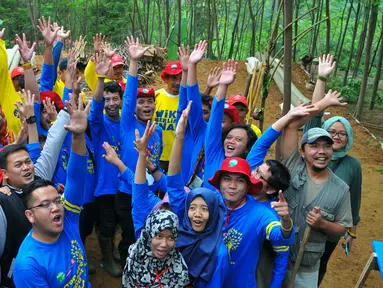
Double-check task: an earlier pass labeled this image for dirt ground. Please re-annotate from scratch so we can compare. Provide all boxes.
[80,60,383,287]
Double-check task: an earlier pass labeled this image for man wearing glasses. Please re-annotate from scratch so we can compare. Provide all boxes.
[12,97,91,287]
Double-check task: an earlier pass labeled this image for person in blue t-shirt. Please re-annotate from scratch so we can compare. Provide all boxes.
[87,53,123,277]
[13,94,92,288]
[117,36,163,266]
[207,157,295,288]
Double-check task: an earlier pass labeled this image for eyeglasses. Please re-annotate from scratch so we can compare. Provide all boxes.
[327,130,348,139]
[28,198,64,210]
[254,166,270,184]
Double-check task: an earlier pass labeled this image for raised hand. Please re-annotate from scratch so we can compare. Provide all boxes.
[125,35,149,61]
[101,42,118,58]
[102,142,120,165]
[287,103,318,118]
[133,121,156,155]
[324,89,347,107]
[95,52,112,76]
[189,40,207,64]
[55,23,71,41]
[206,67,221,89]
[318,54,336,78]
[178,45,190,71]
[270,191,290,220]
[93,33,105,54]
[219,59,238,86]
[306,206,324,229]
[64,93,91,135]
[15,89,35,120]
[15,33,36,63]
[13,120,28,146]
[175,101,192,136]
[42,98,57,122]
[37,16,59,46]
[0,28,5,40]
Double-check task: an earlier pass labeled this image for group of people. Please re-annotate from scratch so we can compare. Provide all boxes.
[0,16,362,288]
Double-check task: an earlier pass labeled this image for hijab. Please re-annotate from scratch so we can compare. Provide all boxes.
[122,210,189,288]
[322,116,353,160]
[176,188,225,284]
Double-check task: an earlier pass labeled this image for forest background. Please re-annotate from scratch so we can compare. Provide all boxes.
[1,0,383,113]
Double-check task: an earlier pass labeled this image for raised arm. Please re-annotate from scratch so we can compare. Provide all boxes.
[175,45,190,124]
[312,54,336,104]
[102,142,127,173]
[52,23,70,83]
[94,53,112,102]
[187,40,207,87]
[204,66,221,96]
[15,90,38,144]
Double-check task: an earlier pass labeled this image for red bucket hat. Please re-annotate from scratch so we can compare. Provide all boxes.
[160,61,182,81]
[208,157,263,195]
[40,91,64,112]
[224,102,241,124]
[228,94,248,108]
[10,67,24,79]
[112,54,124,67]
[137,87,155,98]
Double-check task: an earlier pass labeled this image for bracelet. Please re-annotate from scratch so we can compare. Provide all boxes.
[281,217,293,232]
[148,166,159,175]
[97,74,107,79]
[317,75,327,82]
[23,62,33,70]
[347,230,356,239]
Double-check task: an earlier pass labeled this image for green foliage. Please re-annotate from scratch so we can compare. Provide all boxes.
[377,164,383,174]
[327,76,362,104]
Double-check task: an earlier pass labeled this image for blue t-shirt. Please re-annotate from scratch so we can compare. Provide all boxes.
[88,98,121,197]
[53,133,96,203]
[119,75,163,194]
[13,152,91,288]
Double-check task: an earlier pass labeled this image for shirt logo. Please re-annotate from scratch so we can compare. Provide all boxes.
[56,271,65,283]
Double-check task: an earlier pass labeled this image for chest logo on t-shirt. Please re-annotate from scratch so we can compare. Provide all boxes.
[155,110,176,131]
[223,228,243,265]
[56,271,65,283]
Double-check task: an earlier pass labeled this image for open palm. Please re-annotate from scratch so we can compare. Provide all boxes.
[318,54,336,77]
[37,16,59,46]
[15,34,36,62]
[64,94,91,135]
[189,40,207,64]
[219,60,238,86]
[125,36,148,61]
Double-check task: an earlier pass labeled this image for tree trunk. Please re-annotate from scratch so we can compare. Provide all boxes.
[270,0,281,57]
[334,1,348,57]
[189,0,193,45]
[343,0,361,86]
[325,0,330,53]
[134,0,148,42]
[207,0,213,58]
[157,0,162,46]
[146,0,151,42]
[293,0,300,61]
[310,0,323,58]
[25,0,39,53]
[165,0,170,40]
[221,0,229,57]
[235,4,247,59]
[276,0,293,160]
[257,1,265,51]
[177,0,181,46]
[213,0,221,59]
[269,0,277,38]
[369,12,383,110]
[228,0,242,59]
[353,2,371,78]
[354,2,378,120]
[248,0,256,56]
[334,0,353,76]
[369,32,383,75]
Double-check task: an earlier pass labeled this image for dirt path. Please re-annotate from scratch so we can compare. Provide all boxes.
[87,60,383,287]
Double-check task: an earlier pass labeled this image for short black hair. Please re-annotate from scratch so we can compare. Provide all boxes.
[59,58,68,71]
[22,179,56,209]
[201,94,213,109]
[104,82,123,98]
[18,74,25,89]
[0,144,29,170]
[265,160,291,195]
[227,123,258,158]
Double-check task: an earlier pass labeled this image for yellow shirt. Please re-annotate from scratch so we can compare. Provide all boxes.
[153,88,179,161]
[53,79,86,103]
[84,59,126,93]
[250,123,262,139]
[0,39,21,134]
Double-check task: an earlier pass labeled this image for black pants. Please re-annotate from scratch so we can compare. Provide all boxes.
[97,194,118,239]
[318,240,338,286]
[79,201,99,244]
[115,191,136,265]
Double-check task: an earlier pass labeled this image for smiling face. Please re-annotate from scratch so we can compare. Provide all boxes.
[136,97,155,122]
[113,65,124,80]
[219,172,249,209]
[3,150,35,189]
[165,74,181,95]
[188,196,209,232]
[151,228,176,260]
[327,122,348,151]
[302,138,333,172]
[224,128,248,158]
[40,106,52,131]
[25,186,65,238]
[252,163,273,195]
[104,91,122,120]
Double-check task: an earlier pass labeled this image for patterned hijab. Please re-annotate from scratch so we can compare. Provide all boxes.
[322,116,353,160]
[122,210,189,288]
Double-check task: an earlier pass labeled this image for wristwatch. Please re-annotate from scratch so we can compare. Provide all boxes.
[148,166,159,175]
[26,115,37,124]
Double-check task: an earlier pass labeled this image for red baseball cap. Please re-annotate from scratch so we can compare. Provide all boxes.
[10,67,24,79]
[209,157,263,195]
[112,54,124,67]
[224,102,241,124]
[40,91,64,111]
[229,94,248,107]
[137,87,155,98]
[160,61,182,81]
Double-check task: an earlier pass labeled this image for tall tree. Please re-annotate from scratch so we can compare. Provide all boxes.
[353,2,371,77]
[325,0,330,53]
[369,11,383,110]
[177,0,181,46]
[213,0,221,59]
[354,1,378,120]
[165,0,170,40]
[343,0,361,85]
[293,0,300,61]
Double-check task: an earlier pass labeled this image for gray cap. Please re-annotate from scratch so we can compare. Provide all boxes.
[301,128,334,146]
